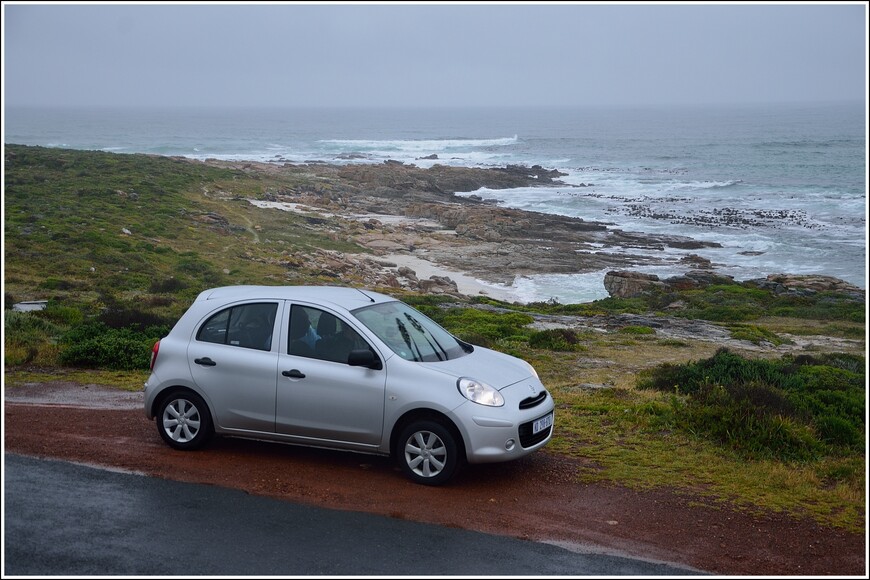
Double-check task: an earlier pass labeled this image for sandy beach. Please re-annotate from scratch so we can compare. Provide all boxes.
[381,253,518,301]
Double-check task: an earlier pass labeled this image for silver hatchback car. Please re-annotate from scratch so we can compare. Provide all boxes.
[144,285,554,485]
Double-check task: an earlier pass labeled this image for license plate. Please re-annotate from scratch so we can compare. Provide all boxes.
[533,413,553,434]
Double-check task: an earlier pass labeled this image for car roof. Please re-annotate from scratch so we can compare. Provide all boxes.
[194,285,397,311]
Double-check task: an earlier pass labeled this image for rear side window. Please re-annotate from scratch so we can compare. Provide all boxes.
[197,303,278,351]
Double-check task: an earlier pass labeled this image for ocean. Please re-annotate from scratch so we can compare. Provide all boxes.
[4,102,866,303]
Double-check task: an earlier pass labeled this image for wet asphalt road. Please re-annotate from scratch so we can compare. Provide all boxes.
[4,454,702,576]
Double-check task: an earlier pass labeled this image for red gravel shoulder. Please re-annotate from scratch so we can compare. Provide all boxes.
[3,383,866,575]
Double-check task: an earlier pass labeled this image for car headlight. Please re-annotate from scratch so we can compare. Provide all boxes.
[457,377,504,407]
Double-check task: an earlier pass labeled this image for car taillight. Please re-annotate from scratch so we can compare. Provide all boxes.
[150,340,160,371]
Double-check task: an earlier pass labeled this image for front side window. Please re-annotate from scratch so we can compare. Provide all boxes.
[289,304,373,364]
[197,303,278,351]
[352,301,470,362]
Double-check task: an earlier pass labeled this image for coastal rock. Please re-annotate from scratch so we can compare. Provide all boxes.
[679,254,713,269]
[747,274,865,300]
[603,269,737,297]
[603,271,666,298]
[665,270,735,291]
[192,212,229,226]
[601,268,865,303]
[417,275,459,295]
[496,164,568,183]
[397,266,418,282]
[362,238,409,252]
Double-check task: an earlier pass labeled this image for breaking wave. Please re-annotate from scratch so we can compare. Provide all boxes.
[318,135,519,152]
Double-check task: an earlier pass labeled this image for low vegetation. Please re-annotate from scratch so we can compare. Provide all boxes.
[637,348,864,458]
[4,144,866,534]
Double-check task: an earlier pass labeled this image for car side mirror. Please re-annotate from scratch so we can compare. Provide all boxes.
[348,349,382,370]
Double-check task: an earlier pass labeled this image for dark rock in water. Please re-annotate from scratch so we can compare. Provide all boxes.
[679,254,713,269]
[494,164,568,184]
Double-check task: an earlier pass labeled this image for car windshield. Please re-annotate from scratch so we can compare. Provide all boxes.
[352,301,471,362]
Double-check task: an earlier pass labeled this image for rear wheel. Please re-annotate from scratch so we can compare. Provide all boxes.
[397,420,461,486]
[157,391,213,450]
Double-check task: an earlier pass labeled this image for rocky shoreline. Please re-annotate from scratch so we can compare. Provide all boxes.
[200,158,866,304]
[203,158,739,301]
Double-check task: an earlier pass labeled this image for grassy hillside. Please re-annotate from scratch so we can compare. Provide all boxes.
[4,144,364,320]
[4,144,866,532]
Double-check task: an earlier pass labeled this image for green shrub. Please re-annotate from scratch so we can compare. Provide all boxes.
[455,332,495,349]
[673,382,822,460]
[431,307,534,343]
[4,310,63,365]
[59,321,168,370]
[98,306,173,330]
[528,328,585,351]
[638,348,866,459]
[5,310,62,338]
[769,294,865,323]
[795,364,864,392]
[815,415,861,447]
[727,324,788,345]
[37,302,85,326]
[618,325,656,335]
[149,277,188,293]
[38,277,77,291]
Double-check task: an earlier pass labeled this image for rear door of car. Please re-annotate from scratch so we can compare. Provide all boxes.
[275,302,387,448]
[187,300,284,434]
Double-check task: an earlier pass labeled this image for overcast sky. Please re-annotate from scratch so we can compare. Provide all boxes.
[2,2,867,108]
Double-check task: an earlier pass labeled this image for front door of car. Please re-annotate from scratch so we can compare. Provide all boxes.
[188,301,283,434]
[275,303,386,447]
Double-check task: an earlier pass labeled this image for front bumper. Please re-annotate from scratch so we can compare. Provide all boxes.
[455,379,555,464]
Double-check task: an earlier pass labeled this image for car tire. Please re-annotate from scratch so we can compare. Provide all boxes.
[157,390,213,450]
[397,420,461,486]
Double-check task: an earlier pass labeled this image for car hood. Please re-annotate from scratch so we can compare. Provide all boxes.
[417,346,533,389]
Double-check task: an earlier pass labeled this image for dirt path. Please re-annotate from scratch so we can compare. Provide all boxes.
[3,384,865,576]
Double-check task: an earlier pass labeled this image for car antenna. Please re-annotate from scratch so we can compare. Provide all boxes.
[355,288,376,302]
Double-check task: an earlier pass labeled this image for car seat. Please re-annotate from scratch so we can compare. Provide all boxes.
[288,307,315,357]
[315,313,353,364]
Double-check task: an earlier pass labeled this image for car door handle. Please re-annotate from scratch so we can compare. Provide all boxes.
[194,357,217,367]
[282,369,305,379]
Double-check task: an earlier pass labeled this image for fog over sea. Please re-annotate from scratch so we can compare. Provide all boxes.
[5,102,866,303]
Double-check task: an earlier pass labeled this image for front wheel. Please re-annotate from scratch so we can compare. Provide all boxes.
[157,391,213,450]
[397,420,461,486]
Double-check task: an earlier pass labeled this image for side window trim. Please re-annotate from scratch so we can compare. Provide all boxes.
[286,302,382,366]
[195,301,280,352]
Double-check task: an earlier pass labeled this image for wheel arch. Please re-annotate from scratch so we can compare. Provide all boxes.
[389,408,466,462]
[149,385,212,420]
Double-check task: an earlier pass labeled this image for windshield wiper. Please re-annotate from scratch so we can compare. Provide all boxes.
[404,313,449,361]
[395,318,423,362]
